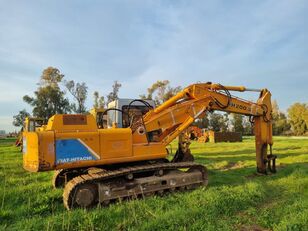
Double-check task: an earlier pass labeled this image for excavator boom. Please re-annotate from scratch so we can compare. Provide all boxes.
[142,83,274,174]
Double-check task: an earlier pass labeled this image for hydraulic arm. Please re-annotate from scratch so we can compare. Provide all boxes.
[142,82,275,174]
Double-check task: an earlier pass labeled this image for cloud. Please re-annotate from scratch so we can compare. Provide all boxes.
[0,0,307,131]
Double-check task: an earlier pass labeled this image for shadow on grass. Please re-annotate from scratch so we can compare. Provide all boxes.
[191,150,308,166]
[194,155,255,164]
[192,148,255,156]
[276,151,308,157]
[207,162,308,188]
[274,146,302,151]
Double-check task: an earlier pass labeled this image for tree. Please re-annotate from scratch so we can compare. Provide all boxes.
[208,113,228,132]
[40,67,64,88]
[221,113,230,132]
[287,103,308,135]
[274,112,290,135]
[272,100,279,117]
[23,67,71,122]
[64,80,88,113]
[106,81,122,105]
[93,81,121,109]
[93,91,99,108]
[243,116,252,135]
[271,100,291,135]
[231,113,244,133]
[140,80,182,105]
[93,91,105,109]
[12,109,30,127]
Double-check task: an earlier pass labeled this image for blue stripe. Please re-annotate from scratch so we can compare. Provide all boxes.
[56,139,98,164]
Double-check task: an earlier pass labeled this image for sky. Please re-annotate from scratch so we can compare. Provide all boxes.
[0,0,307,132]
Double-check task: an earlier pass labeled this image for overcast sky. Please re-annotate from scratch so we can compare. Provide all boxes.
[0,0,307,132]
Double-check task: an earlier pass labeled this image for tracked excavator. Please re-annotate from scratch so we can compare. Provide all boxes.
[22,82,276,210]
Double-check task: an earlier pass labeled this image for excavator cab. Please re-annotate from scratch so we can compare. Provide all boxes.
[90,99,155,129]
[106,99,155,128]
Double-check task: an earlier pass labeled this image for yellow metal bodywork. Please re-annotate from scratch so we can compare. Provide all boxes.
[23,114,167,172]
[23,132,39,172]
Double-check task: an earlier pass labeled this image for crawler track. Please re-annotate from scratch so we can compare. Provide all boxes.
[63,162,208,210]
[52,168,88,188]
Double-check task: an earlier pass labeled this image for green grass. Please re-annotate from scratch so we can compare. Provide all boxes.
[0,137,307,231]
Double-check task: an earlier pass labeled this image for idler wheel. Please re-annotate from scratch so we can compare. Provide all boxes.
[74,184,98,208]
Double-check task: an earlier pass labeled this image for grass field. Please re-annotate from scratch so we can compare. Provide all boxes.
[0,137,307,231]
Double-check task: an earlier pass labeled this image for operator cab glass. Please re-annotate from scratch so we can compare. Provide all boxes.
[107,110,116,128]
[122,105,152,128]
[106,99,155,128]
[24,118,44,132]
[96,111,107,128]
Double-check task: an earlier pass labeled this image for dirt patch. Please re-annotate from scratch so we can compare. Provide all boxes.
[245,173,264,179]
[239,224,270,231]
[221,162,243,171]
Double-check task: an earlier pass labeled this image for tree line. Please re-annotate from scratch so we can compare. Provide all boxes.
[138,79,308,136]
[194,100,307,136]
[13,67,121,126]
[13,67,308,136]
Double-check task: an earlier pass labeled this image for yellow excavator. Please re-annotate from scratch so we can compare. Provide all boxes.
[22,82,276,210]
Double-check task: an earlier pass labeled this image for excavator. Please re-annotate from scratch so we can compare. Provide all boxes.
[22,82,276,210]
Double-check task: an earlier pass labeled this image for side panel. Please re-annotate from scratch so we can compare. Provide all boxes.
[23,132,39,172]
[38,131,55,171]
[55,132,100,167]
[133,143,167,159]
[99,128,132,159]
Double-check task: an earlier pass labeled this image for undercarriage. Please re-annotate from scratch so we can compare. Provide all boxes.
[53,161,208,210]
